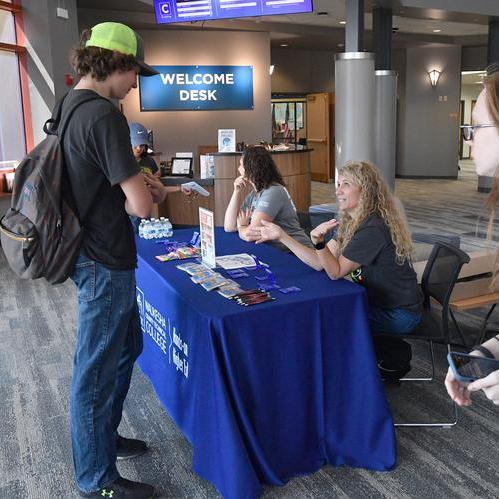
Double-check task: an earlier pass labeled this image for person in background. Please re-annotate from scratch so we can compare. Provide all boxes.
[129,122,160,176]
[128,122,193,233]
[445,63,499,406]
[256,161,422,379]
[223,146,312,251]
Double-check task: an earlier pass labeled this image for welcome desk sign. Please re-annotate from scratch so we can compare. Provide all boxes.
[139,66,254,111]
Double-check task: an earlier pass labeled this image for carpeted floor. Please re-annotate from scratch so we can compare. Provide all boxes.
[1,166,498,498]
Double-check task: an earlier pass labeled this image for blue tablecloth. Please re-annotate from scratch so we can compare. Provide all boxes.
[135,228,396,498]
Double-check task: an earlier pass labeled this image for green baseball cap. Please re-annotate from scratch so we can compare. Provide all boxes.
[85,22,159,77]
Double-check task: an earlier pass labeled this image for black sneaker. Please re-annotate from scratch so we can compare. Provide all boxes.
[116,435,148,460]
[79,477,154,498]
[378,361,411,381]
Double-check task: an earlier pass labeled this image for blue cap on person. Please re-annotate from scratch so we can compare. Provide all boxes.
[129,122,152,148]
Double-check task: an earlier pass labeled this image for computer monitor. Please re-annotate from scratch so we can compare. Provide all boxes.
[171,157,193,177]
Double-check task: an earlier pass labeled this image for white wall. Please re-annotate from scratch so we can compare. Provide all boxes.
[121,30,271,167]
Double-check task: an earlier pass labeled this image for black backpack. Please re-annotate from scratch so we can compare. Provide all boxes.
[0,95,100,284]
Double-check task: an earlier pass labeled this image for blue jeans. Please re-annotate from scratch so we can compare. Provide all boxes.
[368,306,422,335]
[70,253,143,493]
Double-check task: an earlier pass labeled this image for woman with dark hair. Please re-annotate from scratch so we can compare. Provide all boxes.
[445,64,499,406]
[224,146,312,249]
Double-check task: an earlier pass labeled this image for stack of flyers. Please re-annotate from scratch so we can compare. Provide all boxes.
[217,282,242,298]
[200,274,229,291]
[190,270,217,284]
[176,262,208,275]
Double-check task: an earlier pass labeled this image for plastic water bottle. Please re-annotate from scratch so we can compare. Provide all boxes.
[161,217,173,238]
[143,220,152,239]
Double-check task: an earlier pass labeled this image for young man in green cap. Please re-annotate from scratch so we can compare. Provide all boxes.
[61,22,163,498]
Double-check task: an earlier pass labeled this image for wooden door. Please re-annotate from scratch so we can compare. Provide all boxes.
[306,93,334,182]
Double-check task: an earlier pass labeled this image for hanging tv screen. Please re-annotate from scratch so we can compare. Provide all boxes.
[154,0,313,25]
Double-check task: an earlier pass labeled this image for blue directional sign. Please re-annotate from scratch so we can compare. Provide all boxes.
[139,65,254,111]
[154,0,313,25]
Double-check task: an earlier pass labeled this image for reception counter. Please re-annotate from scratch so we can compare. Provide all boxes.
[158,148,312,225]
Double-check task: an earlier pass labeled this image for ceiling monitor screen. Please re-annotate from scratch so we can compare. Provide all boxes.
[154,0,313,25]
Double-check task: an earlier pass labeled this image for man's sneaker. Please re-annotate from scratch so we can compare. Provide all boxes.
[116,435,148,460]
[79,477,154,498]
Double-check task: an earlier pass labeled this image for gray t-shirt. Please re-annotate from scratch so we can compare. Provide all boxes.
[241,184,313,249]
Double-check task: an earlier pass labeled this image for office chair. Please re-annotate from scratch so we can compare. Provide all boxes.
[379,241,471,428]
[297,211,335,238]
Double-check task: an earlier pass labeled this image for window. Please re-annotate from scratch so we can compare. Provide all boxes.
[0,2,29,165]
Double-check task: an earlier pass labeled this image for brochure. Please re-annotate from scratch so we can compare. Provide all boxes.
[215,253,257,270]
[199,207,216,268]
[218,129,236,152]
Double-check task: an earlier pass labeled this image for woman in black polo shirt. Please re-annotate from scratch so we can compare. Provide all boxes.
[257,160,422,376]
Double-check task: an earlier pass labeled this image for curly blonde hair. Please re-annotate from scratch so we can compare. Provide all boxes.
[336,161,414,264]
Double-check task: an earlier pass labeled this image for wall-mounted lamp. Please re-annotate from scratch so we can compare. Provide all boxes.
[428,69,441,87]
[269,65,275,75]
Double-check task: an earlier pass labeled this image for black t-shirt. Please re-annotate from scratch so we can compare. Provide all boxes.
[138,154,158,175]
[61,89,141,270]
[342,214,422,311]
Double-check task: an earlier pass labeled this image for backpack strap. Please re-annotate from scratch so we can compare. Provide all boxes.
[43,93,105,139]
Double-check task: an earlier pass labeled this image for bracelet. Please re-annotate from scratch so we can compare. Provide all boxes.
[470,345,495,359]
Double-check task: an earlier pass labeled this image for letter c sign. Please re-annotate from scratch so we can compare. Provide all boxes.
[158,2,170,16]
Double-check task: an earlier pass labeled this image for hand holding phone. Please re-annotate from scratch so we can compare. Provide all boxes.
[447,352,499,383]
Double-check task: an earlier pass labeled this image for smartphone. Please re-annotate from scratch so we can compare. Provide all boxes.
[447,352,499,383]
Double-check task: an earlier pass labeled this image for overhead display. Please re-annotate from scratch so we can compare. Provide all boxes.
[153,0,313,24]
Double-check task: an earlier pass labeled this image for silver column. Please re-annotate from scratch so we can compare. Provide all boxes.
[374,70,397,191]
[334,52,376,181]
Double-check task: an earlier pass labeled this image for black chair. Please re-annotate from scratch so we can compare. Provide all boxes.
[378,241,471,428]
[297,211,335,238]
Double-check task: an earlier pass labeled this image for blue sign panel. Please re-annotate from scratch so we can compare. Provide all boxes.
[154,0,313,25]
[139,66,254,111]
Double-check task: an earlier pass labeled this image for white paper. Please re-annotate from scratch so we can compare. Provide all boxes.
[215,254,256,270]
[200,155,215,179]
[199,208,216,268]
[176,152,193,158]
[182,181,210,197]
[171,158,192,175]
[218,129,236,152]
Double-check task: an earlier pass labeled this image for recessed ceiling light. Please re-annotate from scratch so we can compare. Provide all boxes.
[280,43,288,47]
[433,29,441,33]
[339,21,346,25]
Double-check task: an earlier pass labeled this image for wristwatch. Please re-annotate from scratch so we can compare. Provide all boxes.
[313,240,326,250]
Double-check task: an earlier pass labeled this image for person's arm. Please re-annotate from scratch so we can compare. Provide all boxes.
[445,335,499,406]
[256,220,323,270]
[310,220,360,279]
[120,174,154,218]
[237,209,272,242]
[224,176,247,232]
